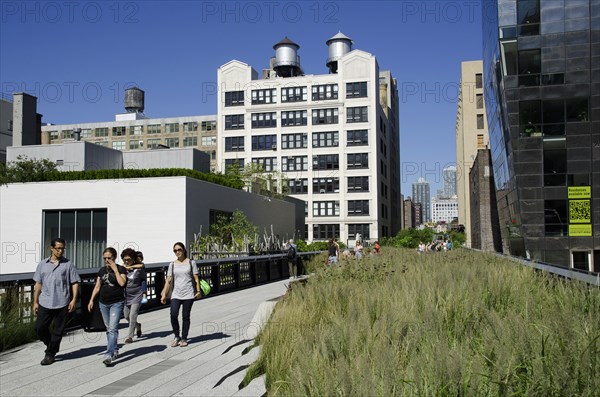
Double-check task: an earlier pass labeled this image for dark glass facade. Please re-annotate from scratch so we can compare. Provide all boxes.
[482,0,600,270]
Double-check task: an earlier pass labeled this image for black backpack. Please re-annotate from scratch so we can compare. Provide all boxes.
[287,245,296,260]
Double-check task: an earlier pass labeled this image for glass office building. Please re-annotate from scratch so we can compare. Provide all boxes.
[482,0,599,270]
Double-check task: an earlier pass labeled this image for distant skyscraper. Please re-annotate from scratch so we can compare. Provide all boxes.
[412,178,431,222]
[443,166,457,198]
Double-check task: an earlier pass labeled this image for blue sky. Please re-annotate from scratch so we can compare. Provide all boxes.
[1,1,484,195]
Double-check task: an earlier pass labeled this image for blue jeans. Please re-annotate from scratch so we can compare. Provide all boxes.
[170,299,194,340]
[99,301,124,357]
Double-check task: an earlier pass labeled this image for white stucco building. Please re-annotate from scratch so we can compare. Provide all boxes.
[431,195,459,224]
[217,33,401,243]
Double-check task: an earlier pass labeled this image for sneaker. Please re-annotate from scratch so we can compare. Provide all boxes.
[141,297,148,304]
[171,338,180,347]
[112,351,119,360]
[102,356,113,366]
[40,354,55,366]
[124,337,133,344]
[136,323,142,338]
[179,339,189,347]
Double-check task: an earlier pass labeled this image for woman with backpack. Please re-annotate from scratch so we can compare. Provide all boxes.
[286,239,298,279]
[160,242,201,347]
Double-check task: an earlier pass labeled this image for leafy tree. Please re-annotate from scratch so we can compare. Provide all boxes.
[0,156,58,186]
[381,228,434,249]
[208,209,258,247]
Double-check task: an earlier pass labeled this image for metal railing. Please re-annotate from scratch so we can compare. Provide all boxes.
[0,251,318,330]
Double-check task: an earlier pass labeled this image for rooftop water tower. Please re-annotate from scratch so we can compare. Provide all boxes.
[326,32,353,74]
[272,37,303,78]
[124,87,145,113]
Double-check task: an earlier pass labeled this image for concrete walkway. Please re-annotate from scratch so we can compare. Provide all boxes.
[0,280,290,396]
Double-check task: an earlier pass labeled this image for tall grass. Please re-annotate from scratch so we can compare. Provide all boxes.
[0,288,37,352]
[248,248,600,396]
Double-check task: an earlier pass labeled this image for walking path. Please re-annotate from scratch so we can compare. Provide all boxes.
[0,280,290,396]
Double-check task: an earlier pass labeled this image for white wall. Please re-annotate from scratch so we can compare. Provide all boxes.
[1,176,297,274]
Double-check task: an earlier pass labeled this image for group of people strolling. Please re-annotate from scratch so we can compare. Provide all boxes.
[33,238,202,367]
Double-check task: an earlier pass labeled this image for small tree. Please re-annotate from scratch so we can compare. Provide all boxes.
[0,156,58,186]
[209,209,258,248]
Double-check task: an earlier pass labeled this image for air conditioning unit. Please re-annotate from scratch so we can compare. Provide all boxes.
[319,189,326,194]
[333,142,339,146]
[271,144,277,150]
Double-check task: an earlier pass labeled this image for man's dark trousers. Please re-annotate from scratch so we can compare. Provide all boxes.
[36,305,68,356]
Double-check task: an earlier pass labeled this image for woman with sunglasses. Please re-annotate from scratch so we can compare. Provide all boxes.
[87,247,127,366]
[160,242,201,347]
[121,248,145,343]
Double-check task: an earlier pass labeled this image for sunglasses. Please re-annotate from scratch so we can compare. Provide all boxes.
[173,248,183,253]
[123,257,133,262]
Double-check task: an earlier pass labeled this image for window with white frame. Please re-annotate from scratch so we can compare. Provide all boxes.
[251,112,277,128]
[281,86,307,102]
[346,107,368,123]
[281,156,308,172]
[183,136,197,147]
[313,224,340,240]
[165,123,179,133]
[252,135,277,151]
[129,140,143,150]
[252,157,277,172]
[312,84,338,100]
[201,136,217,146]
[95,127,109,137]
[147,138,161,149]
[225,114,245,130]
[130,125,143,135]
[312,131,339,147]
[281,110,307,127]
[312,108,338,125]
[81,128,92,138]
[313,154,339,170]
[313,178,339,194]
[183,122,198,132]
[281,133,307,149]
[347,130,368,146]
[348,224,370,240]
[112,126,126,136]
[225,91,244,106]
[251,89,276,104]
[348,200,369,216]
[112,141,126,150]
[347,176,369,192]
[288,178,308,194]
[313,201,340,217]
[147,124,161,134]
[347,153,369,169]
[346,82,368,98]
[165,137,179,148]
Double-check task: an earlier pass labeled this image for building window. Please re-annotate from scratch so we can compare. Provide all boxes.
[225,136,245,152]
[543,137,567,186]
[202,120,216,131]
[281,156,308,172]
[348,176,369,192]
[312,108,338,125]
[348,200,369,216]
[347,130,368,146]
[225,91,244,106]
[476,94,483,109]
[281,86,307,102]
[252,135,277,151]
[312,131,339,148]
[165,123,179,133]
[475,73,482,89]
[201,136,217,146]
[251,112,277,128]
[313,201,340,217]
[252,157,277,172]
[518,49,541,87]
[347,107,368,123]
[313,154,339,170]
[281,133,307,149]
[281,110,307,127]
[43,209,107,270]
[147,124,161,134]
[183,136,198,147]
[346,82,367,98]
[112,141,126,150]
[147,138,161,149]
[477,134,484,148]
[183,122,198,132]
[225,158,244,170]
[477,114,484,129]
[130,125,143,135]
[61,130,73,140]
[288,178,308,194]
[544,200,567,236]
[251,89,276,105]
[95,127,109,138]
[48,131,59,140]
[312,224,339,240]
[313,178,339,194]
[81,128,92,139]
[347,153,369,169]
[225,114,245,130]
[165,138,179,148]
[312,84,338,100]
[112,126,126,137]
[347,224,370,240]
[517,0,540,36]
[129,140,143,150]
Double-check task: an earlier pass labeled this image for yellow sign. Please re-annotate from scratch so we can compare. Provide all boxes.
[569,224,592,237]
[569,200,591,223]
[568,186,591,199]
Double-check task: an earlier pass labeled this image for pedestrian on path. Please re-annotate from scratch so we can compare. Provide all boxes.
[87,247,127,367]
[160,242,201,348]
[328,238,340,265]
[285,239,298,279]
[121,248,145,343]
[33,237,81,366]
